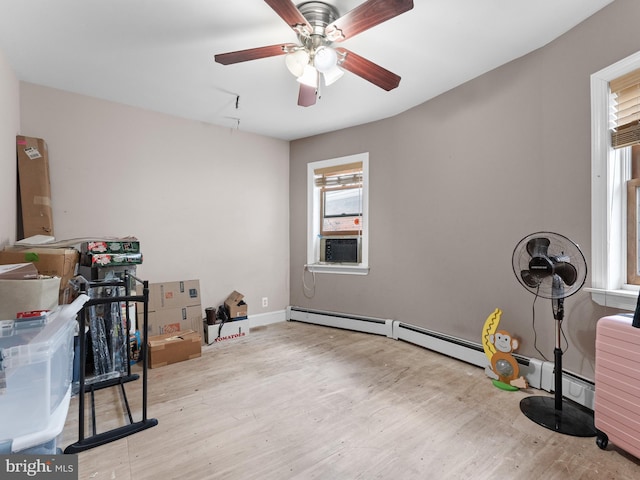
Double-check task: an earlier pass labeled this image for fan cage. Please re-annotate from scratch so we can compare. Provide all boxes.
[512,231,587,300]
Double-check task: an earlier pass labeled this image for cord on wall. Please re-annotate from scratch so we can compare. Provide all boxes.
[302,264,316,298]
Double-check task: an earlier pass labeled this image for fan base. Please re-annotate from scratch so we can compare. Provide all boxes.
[520,396,596,437]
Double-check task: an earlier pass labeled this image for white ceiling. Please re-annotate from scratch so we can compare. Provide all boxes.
[0,0,614,141]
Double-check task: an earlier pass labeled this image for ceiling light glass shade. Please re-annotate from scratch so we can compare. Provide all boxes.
[313,46,338,73]
[297,64,318,88]
[322,65,344,86]
[285,49,310,77]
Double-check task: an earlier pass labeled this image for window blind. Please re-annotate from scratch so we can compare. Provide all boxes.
[314,161,363,187]
[611,68,640,149]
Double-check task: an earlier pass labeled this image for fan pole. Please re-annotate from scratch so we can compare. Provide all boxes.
[554,299,563,412]
[519,295,596,437]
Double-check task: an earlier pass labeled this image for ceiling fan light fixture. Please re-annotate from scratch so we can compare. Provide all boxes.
[297,64,319,88]
[285,49,310,77]
[322,65,344,86]
[313,46,338,73]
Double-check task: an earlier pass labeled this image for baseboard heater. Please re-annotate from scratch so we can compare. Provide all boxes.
[288,307,594,409]
[393,322,542,387]
[288,307,393,337]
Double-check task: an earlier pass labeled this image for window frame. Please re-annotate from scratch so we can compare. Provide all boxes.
[306,153,369,275]
[627,177,640,285]
[589,50,640,310]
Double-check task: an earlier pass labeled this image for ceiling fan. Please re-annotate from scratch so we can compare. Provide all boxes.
[214,0,414,107]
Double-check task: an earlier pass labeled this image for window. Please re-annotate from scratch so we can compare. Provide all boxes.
[589,51,640,310]
[611,69,640,286]
[306,153,369,274]
[319,169,363,236]
[628,173,640,285]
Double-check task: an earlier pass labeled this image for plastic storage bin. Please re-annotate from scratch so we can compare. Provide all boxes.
[0,307,77,453]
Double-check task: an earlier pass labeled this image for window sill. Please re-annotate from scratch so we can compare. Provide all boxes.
[305,263,370,275]
[585,287,639,311]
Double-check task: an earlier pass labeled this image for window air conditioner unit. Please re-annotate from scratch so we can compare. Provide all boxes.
[320,236,361,264]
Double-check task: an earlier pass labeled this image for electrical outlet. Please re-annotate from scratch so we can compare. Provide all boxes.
[262,297,268,308]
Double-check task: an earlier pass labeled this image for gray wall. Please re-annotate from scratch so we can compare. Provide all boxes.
[290,0,640,381]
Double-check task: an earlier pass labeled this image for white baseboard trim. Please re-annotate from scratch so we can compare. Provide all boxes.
[249,310,287,328]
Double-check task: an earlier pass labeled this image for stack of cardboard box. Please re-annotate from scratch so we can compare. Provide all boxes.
[140,280,203,342]
[0,247,79,305]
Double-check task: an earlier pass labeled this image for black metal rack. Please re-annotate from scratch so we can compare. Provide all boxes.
[64,272,157,454]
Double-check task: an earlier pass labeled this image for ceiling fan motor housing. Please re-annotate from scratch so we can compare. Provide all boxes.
[298,1,339,33]
[297,1,339,51]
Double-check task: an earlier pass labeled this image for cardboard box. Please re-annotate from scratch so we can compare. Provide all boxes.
[0,277,60,319]
[0,263,38,280]
[0,247,79,304]
[144,280,201,311]
[139,305,203,337]
[16,136,54,239]
[147,330,201,368]
[81,240,140,254]
[81,252,143,267]
[203,319,250,345]
[224,290,248,318]
[137,280,203,343]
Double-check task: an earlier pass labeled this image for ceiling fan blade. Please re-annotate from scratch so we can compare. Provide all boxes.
[554,261,578,286]
[264,0,312,35]
[336,48,400,91]
[215,43,296,65]
[326,0,414,42]
[298,84,317,107]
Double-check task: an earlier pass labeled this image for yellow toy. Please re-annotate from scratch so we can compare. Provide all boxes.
[482,308,528,390]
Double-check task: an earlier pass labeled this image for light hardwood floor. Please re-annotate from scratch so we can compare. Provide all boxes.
[60,321,640,479]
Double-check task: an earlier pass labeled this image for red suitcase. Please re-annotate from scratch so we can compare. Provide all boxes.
[594,314,640,456]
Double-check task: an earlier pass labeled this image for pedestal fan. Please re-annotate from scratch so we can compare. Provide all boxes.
[512,231,596,437]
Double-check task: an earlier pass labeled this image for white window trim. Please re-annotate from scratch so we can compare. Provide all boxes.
[589,51,640,310]
[306,153,369,275]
